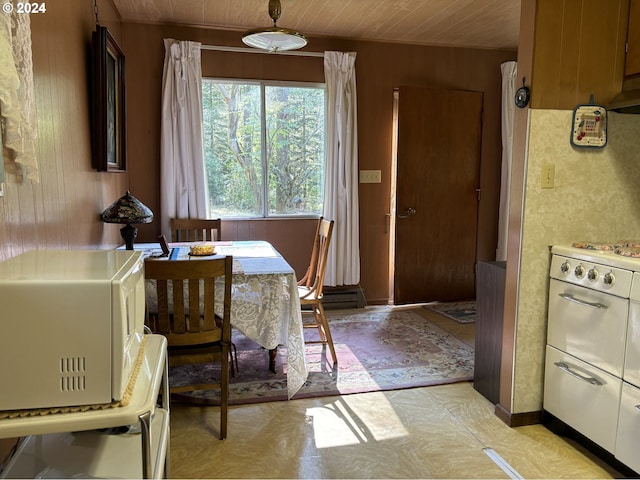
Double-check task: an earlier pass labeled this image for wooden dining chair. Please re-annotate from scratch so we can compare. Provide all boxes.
[170,218,222,242]
[298,217,337,365]
[144,256,233,440]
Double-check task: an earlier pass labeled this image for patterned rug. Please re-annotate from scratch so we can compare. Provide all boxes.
[423,301,476,324]
[169,308,474,406]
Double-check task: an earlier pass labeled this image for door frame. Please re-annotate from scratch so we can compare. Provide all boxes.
[388,90,400,304]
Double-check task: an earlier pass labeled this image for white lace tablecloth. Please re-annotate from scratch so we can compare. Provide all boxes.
[138,241,308,399]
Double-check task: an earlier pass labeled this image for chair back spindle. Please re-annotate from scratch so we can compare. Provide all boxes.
[170,218,222,242]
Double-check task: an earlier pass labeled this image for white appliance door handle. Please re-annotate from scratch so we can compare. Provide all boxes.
[554,361,603,386]
[558,293,608,310]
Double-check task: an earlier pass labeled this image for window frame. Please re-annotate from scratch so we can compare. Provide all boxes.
[202,77,327,220]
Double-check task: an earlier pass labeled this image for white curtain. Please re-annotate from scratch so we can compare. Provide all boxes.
[0,3,38,182]
[160,39,209,235]
[323,51,360,286]
[496,61,517,262]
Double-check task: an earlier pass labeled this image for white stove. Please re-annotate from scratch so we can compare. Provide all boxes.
[545,242,640,474]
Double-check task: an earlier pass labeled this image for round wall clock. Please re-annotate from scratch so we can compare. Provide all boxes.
[515,84,530,108]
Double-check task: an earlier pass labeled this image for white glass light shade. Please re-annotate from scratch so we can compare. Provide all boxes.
[242,27,307,52]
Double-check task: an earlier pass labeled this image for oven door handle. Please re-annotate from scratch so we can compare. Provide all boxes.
[558,293,608,310]
[554,361,603,386]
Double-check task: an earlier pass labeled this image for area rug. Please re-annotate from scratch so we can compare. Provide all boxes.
[423,301,476,324]
[169,308,474,406]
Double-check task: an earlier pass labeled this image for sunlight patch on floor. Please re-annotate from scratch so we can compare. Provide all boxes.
[306,392,409,448]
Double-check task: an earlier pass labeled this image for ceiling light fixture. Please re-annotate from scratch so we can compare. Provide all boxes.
[242,0,307,52]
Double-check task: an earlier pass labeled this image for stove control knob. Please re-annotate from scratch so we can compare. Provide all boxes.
[604,271,615,287]
[560,261,571,275]
[575,264,586,278]
[587,268,599,282]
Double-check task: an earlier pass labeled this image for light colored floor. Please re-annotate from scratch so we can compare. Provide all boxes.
[168,307,621,479]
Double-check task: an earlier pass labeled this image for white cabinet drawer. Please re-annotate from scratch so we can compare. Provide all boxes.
[615,382,640,473]
[548,280,628,377]
[544,345,622,453]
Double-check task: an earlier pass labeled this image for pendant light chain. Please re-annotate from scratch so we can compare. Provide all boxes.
[93,0,100,26]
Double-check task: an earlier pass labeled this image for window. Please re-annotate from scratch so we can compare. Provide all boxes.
[202,79,326,218]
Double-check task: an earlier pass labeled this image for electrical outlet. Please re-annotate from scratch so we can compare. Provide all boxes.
[0,183,3,197]
[541,164,555,189]
[360,170,381,183]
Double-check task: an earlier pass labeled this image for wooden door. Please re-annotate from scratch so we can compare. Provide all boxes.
[627,0,640,77]
[393,86,482,304]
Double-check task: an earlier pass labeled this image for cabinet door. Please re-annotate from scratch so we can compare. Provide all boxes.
[627,0,640,76]
[532,0,628,109]
[473,262,505,404]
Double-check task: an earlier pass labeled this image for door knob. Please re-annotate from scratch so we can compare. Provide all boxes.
[397,207,416,219]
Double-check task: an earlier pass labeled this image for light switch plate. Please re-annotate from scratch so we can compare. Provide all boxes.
[360,170,381,183]
[541,164,555,189]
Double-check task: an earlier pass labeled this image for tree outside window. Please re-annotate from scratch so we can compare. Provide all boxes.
[202,79,325,218]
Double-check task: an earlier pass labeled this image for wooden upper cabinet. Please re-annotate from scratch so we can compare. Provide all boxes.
[627,0,640,77]
[531,0,629,109]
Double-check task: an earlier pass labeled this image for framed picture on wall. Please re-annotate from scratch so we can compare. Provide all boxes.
[91,25,126,172]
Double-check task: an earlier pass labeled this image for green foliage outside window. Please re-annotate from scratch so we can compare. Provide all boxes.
[202,79,325,218]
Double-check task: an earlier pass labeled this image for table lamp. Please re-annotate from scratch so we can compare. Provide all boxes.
[101,191,154,250]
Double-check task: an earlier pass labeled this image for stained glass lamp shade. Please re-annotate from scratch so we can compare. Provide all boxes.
[101,191,154,250]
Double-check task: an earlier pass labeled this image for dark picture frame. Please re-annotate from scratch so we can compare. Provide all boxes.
[91,26,126,172]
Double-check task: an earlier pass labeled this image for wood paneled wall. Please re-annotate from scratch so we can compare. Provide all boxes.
[0,0,128,263]
[628,0,640,76]
[531,0,628,109]
[123,24,516,303]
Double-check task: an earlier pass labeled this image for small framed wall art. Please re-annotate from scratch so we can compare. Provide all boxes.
[570,97,607,148]
[91,25,126,171]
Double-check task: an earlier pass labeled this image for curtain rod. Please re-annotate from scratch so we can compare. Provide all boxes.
[200,44,324,58]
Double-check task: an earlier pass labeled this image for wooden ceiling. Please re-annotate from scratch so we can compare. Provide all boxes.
[110,0,521,50]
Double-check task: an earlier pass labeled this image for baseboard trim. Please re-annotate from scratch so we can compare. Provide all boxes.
[494,403,541,427]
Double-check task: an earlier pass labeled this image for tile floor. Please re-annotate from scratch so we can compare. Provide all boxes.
[168,307,623,479]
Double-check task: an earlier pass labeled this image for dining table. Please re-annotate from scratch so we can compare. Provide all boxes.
[131,240,308,400]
